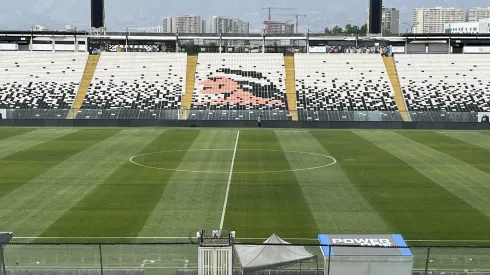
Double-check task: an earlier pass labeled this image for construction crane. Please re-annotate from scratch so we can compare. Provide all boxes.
[293,14,307,34]
[260,12,307,33]
[262,7,295,33]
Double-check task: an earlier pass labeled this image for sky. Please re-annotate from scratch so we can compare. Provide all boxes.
[0,0,489,32]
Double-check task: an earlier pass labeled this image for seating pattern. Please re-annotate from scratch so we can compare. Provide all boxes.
[191,53,288,111]
[0,52,87,109]
[396,55,490,112]
[81,53,187,111]
[294,54,398,112]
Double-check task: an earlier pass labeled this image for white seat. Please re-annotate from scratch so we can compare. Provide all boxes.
[191,53,288,110]
[294,54,397,111]
[81,52,187,110]
[396,54,490,112]
[0,52,88,109]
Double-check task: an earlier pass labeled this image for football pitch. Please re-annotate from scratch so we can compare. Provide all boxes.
[0,127,490,272]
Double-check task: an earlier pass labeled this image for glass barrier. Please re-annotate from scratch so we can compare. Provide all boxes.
[0,109,484,122]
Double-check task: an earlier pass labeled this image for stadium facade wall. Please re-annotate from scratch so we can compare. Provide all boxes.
[0,120,490,129]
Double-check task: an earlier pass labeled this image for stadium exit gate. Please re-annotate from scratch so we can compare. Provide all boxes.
[197,230,234,275]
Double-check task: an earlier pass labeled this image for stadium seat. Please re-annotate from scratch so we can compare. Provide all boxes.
[396,54,490,113]
[294,54,398,121]
[0,52,88,118]
[79,52,187,119]
[190,53,288,120]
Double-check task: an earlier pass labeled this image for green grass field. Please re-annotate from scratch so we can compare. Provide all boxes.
[0,128,489,273]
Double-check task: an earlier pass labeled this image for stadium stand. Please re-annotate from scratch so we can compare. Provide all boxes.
[189,53,289,120]
[396,54,490,121]
[0,52,87,119]
[77,52,187,119]
[294,54,400,121]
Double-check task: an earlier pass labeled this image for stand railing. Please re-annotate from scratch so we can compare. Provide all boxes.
[0,109,486,122]
[1,241,489,275]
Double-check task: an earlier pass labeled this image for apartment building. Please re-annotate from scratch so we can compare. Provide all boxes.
[163,15,204,33]
[206,16,249,34]
[366,8,400,34]
[413,7,466,33]
[467,7,490,22]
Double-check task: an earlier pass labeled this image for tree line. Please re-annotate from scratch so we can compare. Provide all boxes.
[324,24,367,35]
[324,24,392,35]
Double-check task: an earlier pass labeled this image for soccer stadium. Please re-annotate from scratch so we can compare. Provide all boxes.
[0,1,490,275]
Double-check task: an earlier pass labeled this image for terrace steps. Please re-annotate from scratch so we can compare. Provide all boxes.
[383,56,410,122]
[284,56,298,121]
[180,55,198,120]
[67,55,100,119]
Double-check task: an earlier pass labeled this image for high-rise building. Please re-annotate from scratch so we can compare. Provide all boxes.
[412,7,466,33]
[264,21,294,34]
[162,15,203,33]
[467,7,490,22]
[162,17,175,33]
[206,16,249,34]
[366,8,400,34]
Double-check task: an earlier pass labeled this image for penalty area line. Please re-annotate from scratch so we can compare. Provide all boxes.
[219,130,240,232]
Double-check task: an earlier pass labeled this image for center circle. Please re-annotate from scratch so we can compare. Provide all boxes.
[129,149,337,174]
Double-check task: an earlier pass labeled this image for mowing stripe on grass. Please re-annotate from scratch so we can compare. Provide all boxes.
[0,128,36,140]
[412,132,490,175]
[0,129,115,201]
[438,132,490,151]
[275,131,392,234]
[0,128,77,159]
[363,131,490,218]
[224,130,319,238]
[312,130,490,240]
[40,129,200,238]
[0,129,159,237]
[138,130,237,237]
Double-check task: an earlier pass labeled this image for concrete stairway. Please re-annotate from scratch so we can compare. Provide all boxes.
[383,56,410,122]
[180,55,198,120]
[284,56,298,121]
[67,55,100,119]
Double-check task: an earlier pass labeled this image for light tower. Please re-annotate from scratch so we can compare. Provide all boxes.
[368,0,382,35]
[90,0,106,35]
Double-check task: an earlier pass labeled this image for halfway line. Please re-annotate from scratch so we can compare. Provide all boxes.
[220,131,240,231]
